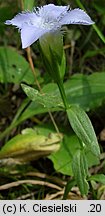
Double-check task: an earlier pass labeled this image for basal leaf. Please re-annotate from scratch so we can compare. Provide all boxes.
[0,128,61,163]
[63,179,76,200]
[72,150,89,195]
[88,174,105,184]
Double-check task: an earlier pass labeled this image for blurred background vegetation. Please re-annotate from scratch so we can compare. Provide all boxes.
[0,0,105,200]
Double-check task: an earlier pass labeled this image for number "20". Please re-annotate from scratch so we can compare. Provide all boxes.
[90,204,101,212]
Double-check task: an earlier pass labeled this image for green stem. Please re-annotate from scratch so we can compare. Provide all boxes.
[88,180,97,199]
[57,79,68,110]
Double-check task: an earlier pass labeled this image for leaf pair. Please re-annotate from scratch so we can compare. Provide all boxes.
[22,84,100,157]
[21,77,100,196]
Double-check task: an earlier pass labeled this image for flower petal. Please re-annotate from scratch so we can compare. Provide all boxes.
[5,12,39,29]
[21,25,48,48]
[60,9,94,25]
[39,4,69,19]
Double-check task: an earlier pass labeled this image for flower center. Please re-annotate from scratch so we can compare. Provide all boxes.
[27,9,61,31]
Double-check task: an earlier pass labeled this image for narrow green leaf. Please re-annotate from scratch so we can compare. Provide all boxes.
[88,174,105,184]
[21,84,64,109]
[67,105,100,157]
[63,179,76,200]
[72,150,89,195]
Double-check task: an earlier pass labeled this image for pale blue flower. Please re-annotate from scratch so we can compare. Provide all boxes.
[5,4,94,49]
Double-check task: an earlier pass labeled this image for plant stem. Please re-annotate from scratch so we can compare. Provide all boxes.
[57,79,68,110]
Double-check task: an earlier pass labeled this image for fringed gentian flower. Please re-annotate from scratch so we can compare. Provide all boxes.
[5,4,94,49]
